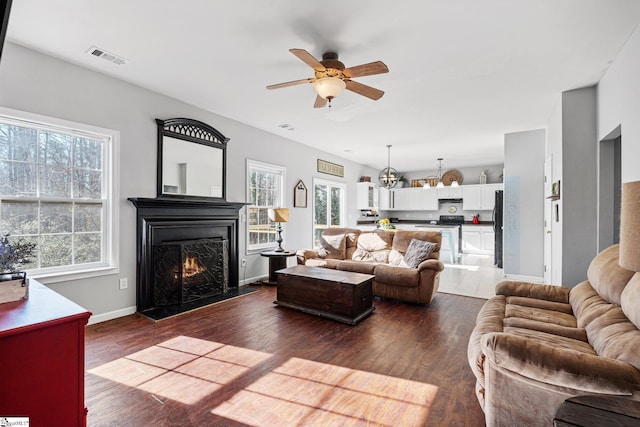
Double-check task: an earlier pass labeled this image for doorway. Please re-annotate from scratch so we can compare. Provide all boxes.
[312,179,346,247]
[598,127,622,252]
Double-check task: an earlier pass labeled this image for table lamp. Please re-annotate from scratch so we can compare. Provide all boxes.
[619,180,640,271]
[268,208,289,252]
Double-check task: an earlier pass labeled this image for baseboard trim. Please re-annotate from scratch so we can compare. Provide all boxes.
[503,274,544,283]
[88,306,137,325]
[239,275,268,286]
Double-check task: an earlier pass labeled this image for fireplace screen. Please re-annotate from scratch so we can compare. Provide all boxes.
[152,238,229,306]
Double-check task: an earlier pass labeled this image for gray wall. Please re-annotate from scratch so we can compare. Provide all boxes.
[503,129,545,278]
[0,42,374,322]
[560,87,598,287]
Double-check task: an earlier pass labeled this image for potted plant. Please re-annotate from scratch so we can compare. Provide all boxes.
[398,175,408,188]
[0,234,36,303]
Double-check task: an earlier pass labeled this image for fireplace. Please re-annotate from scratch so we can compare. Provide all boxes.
[153,238,228,306]
[129,197,247,320]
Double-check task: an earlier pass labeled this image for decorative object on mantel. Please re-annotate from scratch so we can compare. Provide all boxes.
[294,180,307,208]
[0,234,35,303]
[317,159,344,177]
[156,118,229,200]
[378,145,399,188]
[547,180,561,200]
[268,208,290,252]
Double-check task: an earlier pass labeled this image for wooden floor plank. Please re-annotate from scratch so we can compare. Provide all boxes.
[85,286,486,426]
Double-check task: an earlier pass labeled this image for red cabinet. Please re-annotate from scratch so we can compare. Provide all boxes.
[0,280,91,426]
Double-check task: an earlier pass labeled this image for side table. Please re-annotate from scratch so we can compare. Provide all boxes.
[554,395,640,426]
[260,250,296,285]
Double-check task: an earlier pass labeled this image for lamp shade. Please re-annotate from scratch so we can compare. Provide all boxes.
[619,180,640,271]
[313,77,346,99]
[268,208,289,223]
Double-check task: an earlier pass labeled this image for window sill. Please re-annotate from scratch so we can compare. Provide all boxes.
[29,266,119,285]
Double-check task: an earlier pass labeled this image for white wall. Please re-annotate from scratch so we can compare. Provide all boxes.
[504,129,545,279]
[598,27,640,183]
[0,43,372,322]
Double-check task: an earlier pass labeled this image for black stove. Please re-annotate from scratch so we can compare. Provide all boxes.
[439,215,465,225]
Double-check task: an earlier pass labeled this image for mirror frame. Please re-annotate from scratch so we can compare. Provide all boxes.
[156,118,229,200]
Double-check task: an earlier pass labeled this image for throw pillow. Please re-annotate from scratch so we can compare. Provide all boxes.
[403,238,437,268]
[319,233,347,259]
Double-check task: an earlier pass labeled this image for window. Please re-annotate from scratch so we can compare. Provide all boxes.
[0,107,119,282]
[246,159,285,253]
[313,178,346,247]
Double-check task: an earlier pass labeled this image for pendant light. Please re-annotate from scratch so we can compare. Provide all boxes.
[378,145,398,188]
[436,158,445,188]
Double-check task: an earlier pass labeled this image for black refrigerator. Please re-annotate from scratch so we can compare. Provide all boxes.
[493,190,504,268]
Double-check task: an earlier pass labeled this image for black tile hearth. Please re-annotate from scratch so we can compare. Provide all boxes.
[142,286,257,321]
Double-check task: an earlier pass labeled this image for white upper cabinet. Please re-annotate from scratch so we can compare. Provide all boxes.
[437,185,463,199]
[357,182,378,210]
[481,184,503,210]
[378,187,438,211]
[463,184,503,211]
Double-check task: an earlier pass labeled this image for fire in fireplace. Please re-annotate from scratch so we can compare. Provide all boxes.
[153,238,229,307]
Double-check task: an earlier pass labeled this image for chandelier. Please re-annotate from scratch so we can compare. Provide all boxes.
[378,145,398,188]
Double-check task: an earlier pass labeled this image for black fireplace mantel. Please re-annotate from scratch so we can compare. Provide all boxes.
[128,197,246,318]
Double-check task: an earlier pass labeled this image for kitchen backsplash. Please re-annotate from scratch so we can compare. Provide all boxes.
[378,201,492,222]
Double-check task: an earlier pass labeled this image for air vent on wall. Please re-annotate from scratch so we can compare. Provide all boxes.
[87,46,127,65]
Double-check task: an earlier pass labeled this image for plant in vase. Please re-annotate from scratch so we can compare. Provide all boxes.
[0,234,36,279]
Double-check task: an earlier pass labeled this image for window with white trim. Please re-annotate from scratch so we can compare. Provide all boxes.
[0,108,118,280]
[246,159,285,253]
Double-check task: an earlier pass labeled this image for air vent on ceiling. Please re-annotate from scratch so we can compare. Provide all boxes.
[87,46,127,65]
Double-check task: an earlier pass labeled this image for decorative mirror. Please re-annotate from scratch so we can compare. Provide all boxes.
[156,118,228,200]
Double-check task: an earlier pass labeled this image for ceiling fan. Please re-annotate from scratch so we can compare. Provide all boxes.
[267,48,389,108]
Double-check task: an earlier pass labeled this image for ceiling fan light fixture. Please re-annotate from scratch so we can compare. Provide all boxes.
[313,77,346,100]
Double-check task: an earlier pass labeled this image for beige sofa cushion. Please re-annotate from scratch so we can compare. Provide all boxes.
[319,232,346,259]
[587,244,635,305]
[621,273,640,329]
[352,229,393,262]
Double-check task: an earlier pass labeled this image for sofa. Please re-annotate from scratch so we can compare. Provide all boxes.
[296,227,444,304]
[468,244,640,426]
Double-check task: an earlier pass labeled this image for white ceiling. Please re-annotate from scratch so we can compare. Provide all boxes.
[6,1,640,172]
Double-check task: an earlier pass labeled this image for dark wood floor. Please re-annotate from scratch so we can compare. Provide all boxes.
[85,286,487,426]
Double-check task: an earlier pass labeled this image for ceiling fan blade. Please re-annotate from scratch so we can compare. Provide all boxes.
[290,48,326,71]
[343,61,389,78]
[267,77,315,90]
[314,95,327,108]
[345,80,385,100]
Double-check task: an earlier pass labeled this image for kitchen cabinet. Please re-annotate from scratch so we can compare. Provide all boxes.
[463,184,503,210]
[462,225,494,254]
[379,187,390,210]
[481,184,503,210]
[378,188,438,211]
[357,182,378,210]
[437,185,463,199]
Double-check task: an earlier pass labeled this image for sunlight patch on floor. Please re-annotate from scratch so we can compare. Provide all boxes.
[88,335,439,425]
[212,357,438,426]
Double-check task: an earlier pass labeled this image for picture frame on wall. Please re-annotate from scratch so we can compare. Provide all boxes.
[294,180,307,208]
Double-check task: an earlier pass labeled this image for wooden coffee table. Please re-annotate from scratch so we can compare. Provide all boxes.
[274,265,374,325]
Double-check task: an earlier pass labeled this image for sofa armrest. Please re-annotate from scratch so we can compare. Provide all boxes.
[481,332,640,394]
[296,248,321,265]
[417,259,445,273]
[495,280,570,303]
